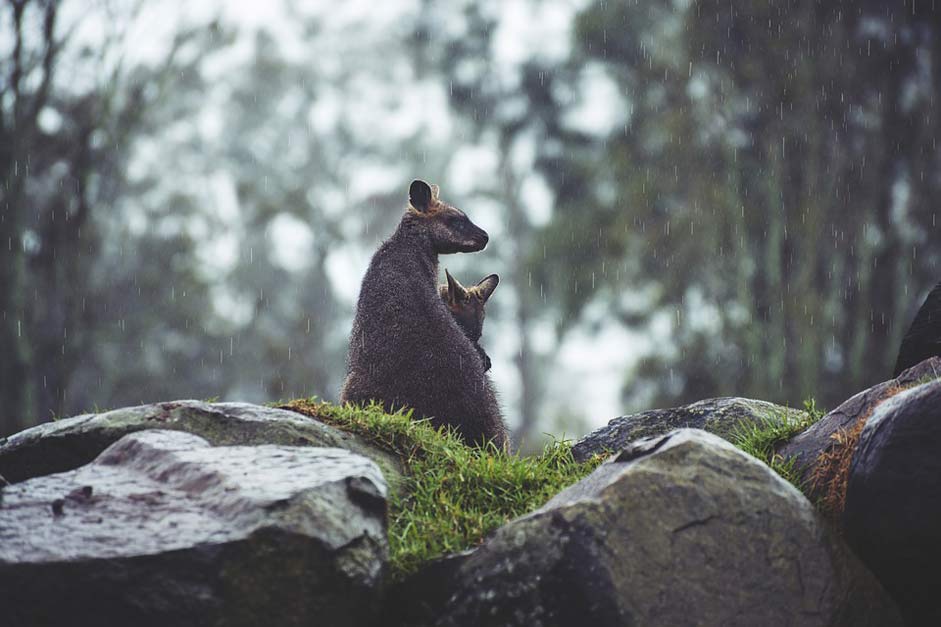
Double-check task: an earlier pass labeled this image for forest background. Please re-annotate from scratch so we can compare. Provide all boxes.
[2,0,938,451]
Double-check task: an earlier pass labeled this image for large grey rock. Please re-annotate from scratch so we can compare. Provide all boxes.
[572,396,805,462]
[778,357,941,506]
[0,430,388,627]
[434,429,901,627]
[844,378,941,625]
[0,400,402,489]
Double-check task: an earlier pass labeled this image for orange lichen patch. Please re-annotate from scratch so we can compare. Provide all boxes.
[811,416,867,520]
[811,385,901,520]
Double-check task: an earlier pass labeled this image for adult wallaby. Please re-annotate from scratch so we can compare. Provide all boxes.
[340,180,507,449]
[439,270,499,372]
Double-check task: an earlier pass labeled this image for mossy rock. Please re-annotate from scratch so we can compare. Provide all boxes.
[778,356,941,515]
[430,429,902,627]
[572,396,808,462]
[0,400,403,490]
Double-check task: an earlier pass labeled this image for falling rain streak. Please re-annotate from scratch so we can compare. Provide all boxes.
[0,0,938,443]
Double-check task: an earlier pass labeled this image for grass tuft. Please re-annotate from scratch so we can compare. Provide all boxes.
[282,398,602,580]
[730,398,824,489]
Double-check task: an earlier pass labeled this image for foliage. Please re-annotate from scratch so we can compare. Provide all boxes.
[532,0,941,411]
[283,398,602,579]
[5,0,940,448]
[0,1,232,431]
[730,398,824,488]
[411,2,572,447]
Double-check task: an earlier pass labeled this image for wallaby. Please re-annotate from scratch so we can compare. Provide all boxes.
[894,280,941,376]
[439,270,498,372]
[340,180,508,449]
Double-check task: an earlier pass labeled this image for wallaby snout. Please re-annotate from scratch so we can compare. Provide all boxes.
[454,223,489,253]
[468,226,489,251]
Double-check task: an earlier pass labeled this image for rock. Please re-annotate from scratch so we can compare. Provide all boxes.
[0,400,402,489]
[434,429,901,627]
[843,378,941,625]
[0,430,388,627]
[572,396,804,462]
[778,357,941,511]
[385,551,474,626]
[894,280,941,376]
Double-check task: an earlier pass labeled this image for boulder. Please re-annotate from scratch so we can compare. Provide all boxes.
[0,400,402,489]
[385,551,474,625]
[433,429,901,627]
[843,378,941,625]
[0,429,388,627]
[894,280,941,376]
[572,396,804,462]
[778,357,941,511]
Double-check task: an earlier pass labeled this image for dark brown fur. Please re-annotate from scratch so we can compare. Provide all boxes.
[340,180,507,448]
[439,270,498,372]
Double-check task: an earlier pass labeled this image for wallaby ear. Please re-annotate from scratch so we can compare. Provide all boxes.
[475,274,499,303]
[445,269,467,303]
[409,179,433,213]
[430,183,440,200]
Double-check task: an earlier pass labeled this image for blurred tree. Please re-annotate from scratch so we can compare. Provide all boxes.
[413,2,581,449]
[150,18,427,405]
[534,0,941,409]
[0,1,230,432]
[0,0,57,431]
[214,30,347,401]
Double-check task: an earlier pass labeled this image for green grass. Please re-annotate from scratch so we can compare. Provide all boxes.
[283,398,603,580]
[730,398,825,489]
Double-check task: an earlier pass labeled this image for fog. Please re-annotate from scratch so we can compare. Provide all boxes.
[2,0,938,451]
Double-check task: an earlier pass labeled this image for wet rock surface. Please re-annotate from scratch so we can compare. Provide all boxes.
[778,357,941,503]
[844,379,941,625]
[432,429,901,627]
[0,400,403,489]
[572,396,804,462]
[0,429,389,627]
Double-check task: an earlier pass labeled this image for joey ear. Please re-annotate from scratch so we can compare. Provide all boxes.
[445,269,467,303]
[409,179,433,212]
[475,274,499,302]
[430,184,440,200]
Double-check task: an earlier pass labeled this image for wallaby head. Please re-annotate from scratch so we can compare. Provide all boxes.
[404,179,489,254]
[439,270,499,342]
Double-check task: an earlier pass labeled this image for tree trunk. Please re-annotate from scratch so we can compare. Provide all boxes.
[0,1,36,434]
[499,150,539,451]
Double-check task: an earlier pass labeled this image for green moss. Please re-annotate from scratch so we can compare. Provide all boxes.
[908,372,941,389]
[730,398,824,489]
[282,399,602,580]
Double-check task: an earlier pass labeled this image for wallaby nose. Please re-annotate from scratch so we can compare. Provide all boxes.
[459,223,489,253]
